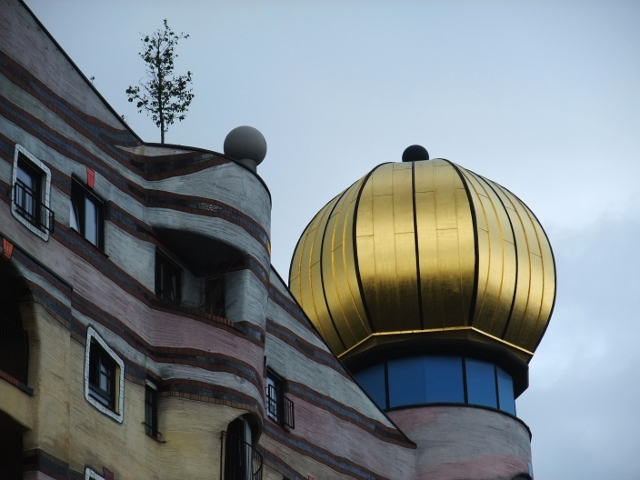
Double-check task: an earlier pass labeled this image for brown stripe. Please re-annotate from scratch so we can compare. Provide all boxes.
[22,448,83,480]
[287,381,414,448]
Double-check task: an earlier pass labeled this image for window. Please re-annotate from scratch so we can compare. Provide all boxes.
[11,145,53,240]
[465,358,498,408]
[204,276,225,316]
[354,363,386,410]
[221,416,263,480]
[84,468,105,480]
[84,327,124,423]
[155,251,181,303]
[144,381,160,438]
[89,341,116,409]
[266,370,294,429]
[354,355,517,415]
[70,179,104,249]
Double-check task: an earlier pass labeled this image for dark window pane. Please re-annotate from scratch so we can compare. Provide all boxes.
[497,367,516,415]
[204,277,225,316]
[70,180,104,249]
[16,159,40,221]
[155,252,181,304]
[424,356,465,403]
[145,385,158,436]
[465,359,497,408]
[388,357,426,408]
[354,363,386,410]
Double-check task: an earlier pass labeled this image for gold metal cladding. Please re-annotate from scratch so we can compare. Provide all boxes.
[413,160,475,330]
[289,158,556,361]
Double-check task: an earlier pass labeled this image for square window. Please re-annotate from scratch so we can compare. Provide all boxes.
[155,251,181,303]
[11,145,53,240]
[266,370,294,429]
[84,327,124,423]
[145,381,160,438]
[70,179,104,249]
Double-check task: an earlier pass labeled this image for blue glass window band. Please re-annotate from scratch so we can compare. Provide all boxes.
[353,355,517,415]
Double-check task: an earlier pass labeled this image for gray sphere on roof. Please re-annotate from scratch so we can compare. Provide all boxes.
[224,126,267,171]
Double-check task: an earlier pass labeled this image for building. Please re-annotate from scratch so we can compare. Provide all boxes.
[0,1,555,479]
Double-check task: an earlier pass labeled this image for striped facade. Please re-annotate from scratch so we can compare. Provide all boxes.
[0,1,535,480]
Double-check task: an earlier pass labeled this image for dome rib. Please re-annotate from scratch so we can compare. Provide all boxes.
[352,163,391,336]
[446,161,480,329]
[318,187,351,351]
[478,175,521,341]
[411,161,425,331]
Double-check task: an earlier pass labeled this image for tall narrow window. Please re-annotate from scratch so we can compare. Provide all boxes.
[222,417,263,480]
[145,381,160,438]
[15,158,41,224]
[155,251,181,304]
[266,370,294,429]
[88,340,116,409]
[70,179,104,249]
[11,145,53,240]
[84,327,125,423]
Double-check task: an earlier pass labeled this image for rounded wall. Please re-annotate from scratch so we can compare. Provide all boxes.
[388,405,532,480]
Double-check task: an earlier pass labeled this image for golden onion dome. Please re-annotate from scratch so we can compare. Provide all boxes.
[289,158,556,364]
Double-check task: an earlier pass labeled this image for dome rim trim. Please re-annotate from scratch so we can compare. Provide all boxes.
[338,327,535,359]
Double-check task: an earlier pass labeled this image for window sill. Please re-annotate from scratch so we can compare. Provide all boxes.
[69,227,108,257]
[0,368,33,395]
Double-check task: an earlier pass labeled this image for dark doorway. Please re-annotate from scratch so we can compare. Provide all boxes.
[0,410,24,480]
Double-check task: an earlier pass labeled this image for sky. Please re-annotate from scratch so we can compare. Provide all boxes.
[24,1,640,478]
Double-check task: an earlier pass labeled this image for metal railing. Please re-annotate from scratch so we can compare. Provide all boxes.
[0,315,29,384]
[220,431,263,480]
[13,180,54,234]
[267,384,295,429]
[284,395,295,429]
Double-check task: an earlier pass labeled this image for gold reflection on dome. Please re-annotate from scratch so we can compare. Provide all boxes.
[289,159,556,363]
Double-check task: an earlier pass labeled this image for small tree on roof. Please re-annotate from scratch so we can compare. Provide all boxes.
[126,19,194,144]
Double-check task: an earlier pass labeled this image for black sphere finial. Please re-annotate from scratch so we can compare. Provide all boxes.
[402,144,429,162]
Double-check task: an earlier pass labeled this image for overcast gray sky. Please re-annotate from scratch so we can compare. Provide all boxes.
[24,1,640,478]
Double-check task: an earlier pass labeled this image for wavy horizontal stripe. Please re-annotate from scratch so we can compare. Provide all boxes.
[288,381,413,447]
[0,95,270,250]
[263,423,384,480]
[266,320,346,377]
[268,284,324,342]
[160,378,264,417]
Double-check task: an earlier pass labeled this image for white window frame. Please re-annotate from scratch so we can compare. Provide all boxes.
[85,468,105,480]
[11,144,52,241]
[84,326,125,423]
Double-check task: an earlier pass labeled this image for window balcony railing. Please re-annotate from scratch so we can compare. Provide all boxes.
[13,180,54,234]
[220,431,263,480]
[267,384,295,429]
[0,315,29,385]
